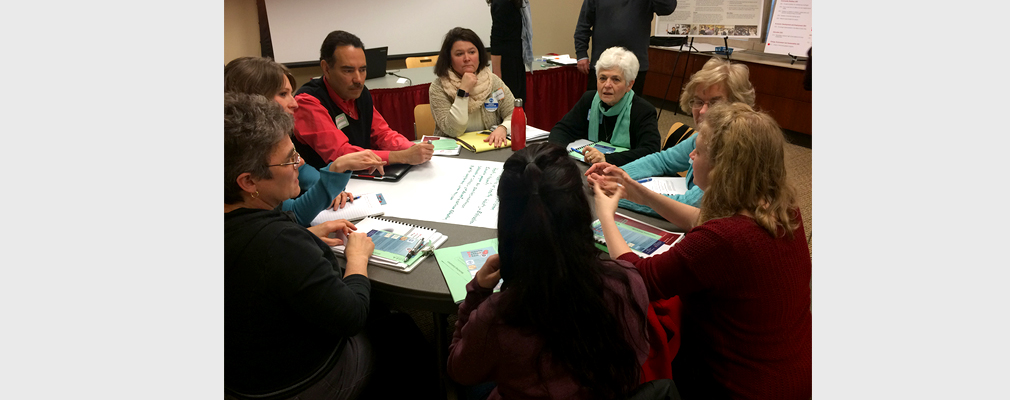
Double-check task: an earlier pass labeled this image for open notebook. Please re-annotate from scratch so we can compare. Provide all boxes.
[591,213,684,257]
[329,216,447,273]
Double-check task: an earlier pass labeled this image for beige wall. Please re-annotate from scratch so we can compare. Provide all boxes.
[225,0,586,69]
[223,0,774,81]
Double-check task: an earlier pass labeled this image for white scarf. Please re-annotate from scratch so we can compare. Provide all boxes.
[440,68,493,113]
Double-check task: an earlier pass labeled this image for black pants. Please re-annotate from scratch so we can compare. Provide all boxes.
[499,54,527,102]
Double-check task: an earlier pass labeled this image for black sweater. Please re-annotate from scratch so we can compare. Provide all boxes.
[225,207,371,396]
[547,91,660,166]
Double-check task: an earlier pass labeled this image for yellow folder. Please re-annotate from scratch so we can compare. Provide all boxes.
[455,130,511,153]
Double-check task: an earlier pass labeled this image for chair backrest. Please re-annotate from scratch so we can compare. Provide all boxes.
[405,55,439,69]
[662,122,696,151]
[414,103,436,140]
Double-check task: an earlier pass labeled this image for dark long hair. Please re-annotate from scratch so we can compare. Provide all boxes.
[496,143,647,399]
[486,0,524,9]
[434,27,489,77]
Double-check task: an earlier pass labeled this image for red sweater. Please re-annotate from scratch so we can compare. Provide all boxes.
[618,214,811,400]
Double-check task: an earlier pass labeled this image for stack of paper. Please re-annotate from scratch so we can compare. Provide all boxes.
[311,193,385,225]
[591,213,684,257]
[525,125,550,142]
[544,54,578,65]
[330,216,448,273]
[639,177,688,196]
[421,135,461,156]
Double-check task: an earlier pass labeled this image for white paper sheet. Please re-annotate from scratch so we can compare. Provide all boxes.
[344,157,504,229]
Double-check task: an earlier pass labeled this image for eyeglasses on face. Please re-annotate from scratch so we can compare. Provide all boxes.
[690,98,722,110]
[267,150,301,168]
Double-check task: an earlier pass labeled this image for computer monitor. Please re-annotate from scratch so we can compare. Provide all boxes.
[364,46,388,80]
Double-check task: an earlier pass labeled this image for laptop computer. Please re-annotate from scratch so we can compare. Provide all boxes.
[364,46,388,80]
[350,163,412,182]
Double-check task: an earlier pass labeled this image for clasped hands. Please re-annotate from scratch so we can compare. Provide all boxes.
[585,162,649,217]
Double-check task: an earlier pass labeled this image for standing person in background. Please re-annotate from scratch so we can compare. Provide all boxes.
[574,0,677,93]
[488,0,532,102]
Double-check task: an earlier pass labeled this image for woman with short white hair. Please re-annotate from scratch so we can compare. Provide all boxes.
[547,46,660,166]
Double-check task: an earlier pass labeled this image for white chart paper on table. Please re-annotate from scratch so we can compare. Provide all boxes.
[344,157,504,229]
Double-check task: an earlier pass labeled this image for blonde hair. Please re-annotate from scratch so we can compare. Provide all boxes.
[679,57,756,114]
[697,103,798,238]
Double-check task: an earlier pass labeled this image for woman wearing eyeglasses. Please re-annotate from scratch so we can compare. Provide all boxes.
[589,56,756,216]
[224,92,380,399]
[225,56,385,227]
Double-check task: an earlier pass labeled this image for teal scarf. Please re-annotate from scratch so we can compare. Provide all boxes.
[588,89,634,148]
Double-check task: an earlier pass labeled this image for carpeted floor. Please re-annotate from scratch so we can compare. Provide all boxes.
[403,98,813,399]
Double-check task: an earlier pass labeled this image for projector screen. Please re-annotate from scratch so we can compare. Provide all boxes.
[264,0,493,65]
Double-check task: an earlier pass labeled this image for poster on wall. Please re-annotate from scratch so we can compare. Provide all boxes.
[654,0,765,39]
[763,0,812,55]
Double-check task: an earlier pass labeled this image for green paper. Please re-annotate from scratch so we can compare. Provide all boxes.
[434,238,500,303]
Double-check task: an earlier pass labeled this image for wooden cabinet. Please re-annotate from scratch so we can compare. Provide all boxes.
[644,48,811,135]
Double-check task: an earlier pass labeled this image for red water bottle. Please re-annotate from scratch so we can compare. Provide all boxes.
[511,98,526,151]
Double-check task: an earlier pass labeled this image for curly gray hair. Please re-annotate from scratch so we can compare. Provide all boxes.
[594,47,640,83]
[224,92,293,204]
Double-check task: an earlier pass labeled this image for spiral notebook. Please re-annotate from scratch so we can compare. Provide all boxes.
[591,213,684,257]
[566,139,629,163]
[329,216,447,273]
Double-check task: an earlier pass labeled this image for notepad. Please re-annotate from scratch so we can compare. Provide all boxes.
[456,130,511,153]
[591,213,684,257]
[433,238,503,303]
[567,139,629,163]
[421,135,461,156]
[639,177,688,196]
[329,216,448,273]
[310,193,386,225]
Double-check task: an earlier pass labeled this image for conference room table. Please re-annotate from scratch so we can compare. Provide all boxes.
[346,140,687,393]
[364,63,588,140]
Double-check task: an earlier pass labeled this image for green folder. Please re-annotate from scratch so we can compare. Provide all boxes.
[434,238,500,303]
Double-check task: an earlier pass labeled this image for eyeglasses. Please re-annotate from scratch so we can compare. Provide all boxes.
[690,98,722,110]
[267,151,301,168]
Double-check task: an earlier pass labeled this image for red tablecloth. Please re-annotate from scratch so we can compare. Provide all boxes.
[370,65,587,141]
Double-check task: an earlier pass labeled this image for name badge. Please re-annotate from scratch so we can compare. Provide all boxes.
[493,88,506,102]
[334,113,350,130]
[484,97,499,112]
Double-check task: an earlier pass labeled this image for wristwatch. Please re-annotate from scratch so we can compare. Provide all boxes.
[457,89,468,98]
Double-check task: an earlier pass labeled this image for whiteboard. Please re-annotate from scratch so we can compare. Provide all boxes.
[264,0,493,64]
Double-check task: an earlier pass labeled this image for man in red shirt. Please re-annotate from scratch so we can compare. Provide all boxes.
[293,30,433,169]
